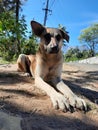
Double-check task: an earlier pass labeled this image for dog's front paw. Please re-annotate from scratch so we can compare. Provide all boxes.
[50,93,70,112]
[67,94,87,112]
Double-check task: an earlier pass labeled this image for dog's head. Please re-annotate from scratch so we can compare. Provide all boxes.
[31,21,69,54]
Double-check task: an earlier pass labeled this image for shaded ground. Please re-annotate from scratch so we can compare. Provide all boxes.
[0,63,98,130]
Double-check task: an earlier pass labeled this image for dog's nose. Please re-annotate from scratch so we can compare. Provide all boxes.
[51,45,58,50]
[51,45,58,53]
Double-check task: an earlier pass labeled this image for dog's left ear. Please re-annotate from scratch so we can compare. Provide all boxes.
[31,21,46,37]
[60,30,69,42]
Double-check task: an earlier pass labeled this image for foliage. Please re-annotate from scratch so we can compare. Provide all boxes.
[78,23,98,56]
[0,0,16,13]
[64,47,91,62]
[0,0,38,61]
[20,35,38,55]
[0,11,25,60]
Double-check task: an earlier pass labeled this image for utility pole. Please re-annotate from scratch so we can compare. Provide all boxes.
[43,0,52,26]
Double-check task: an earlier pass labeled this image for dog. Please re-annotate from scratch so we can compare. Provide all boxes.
[17,21,87,112]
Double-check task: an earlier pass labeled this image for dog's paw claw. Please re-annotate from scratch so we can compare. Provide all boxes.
[50,93,87,112]
[50,93,70,112]
[68,95,87,112]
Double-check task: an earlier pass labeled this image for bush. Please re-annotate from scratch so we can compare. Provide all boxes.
[0,11,38,61]
[20,37,38,55]
[64,47,94,62]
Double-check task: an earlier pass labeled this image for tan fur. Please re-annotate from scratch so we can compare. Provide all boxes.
[17,21,87,112]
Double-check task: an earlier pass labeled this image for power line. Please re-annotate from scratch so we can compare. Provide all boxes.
[49,0,55,9]
[43,0,52,26]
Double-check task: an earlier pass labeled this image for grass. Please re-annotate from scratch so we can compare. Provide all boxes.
[0,57,16,64]
[0,58,10,64]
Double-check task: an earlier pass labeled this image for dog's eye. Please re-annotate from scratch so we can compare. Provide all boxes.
[56,34,61,41]
[44,33,51,43]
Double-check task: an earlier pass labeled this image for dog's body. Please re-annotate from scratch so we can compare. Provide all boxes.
[17,21,87,112]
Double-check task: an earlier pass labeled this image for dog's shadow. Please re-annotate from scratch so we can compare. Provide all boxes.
[62,70,98,104]
[0,71,33,85]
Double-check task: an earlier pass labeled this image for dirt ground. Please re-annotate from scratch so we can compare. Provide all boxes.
[0,63,98,130]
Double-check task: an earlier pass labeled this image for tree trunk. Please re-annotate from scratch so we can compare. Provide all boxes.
[16,0,19,23]
[16,0,21,53]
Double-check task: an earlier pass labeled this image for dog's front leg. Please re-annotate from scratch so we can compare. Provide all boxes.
[52,79,87,111]
[35,77,70,112]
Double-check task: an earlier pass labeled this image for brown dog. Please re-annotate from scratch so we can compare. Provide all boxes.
[17,21,87,112]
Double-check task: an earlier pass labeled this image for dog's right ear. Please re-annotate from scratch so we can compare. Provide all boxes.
[60,30,69,43]
[31,21,45,37]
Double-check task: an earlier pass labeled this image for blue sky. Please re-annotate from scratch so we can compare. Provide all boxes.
[21,0,98,50]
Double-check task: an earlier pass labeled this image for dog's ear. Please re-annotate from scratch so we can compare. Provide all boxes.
[31,21,45,37]
[60,30,69,42]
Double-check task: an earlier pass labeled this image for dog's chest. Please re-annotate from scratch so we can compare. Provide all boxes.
[44,62,61,82]
[44,67,56,81]
[37,52,63,81]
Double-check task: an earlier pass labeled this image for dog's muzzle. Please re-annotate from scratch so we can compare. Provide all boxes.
[47,45,59,54]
